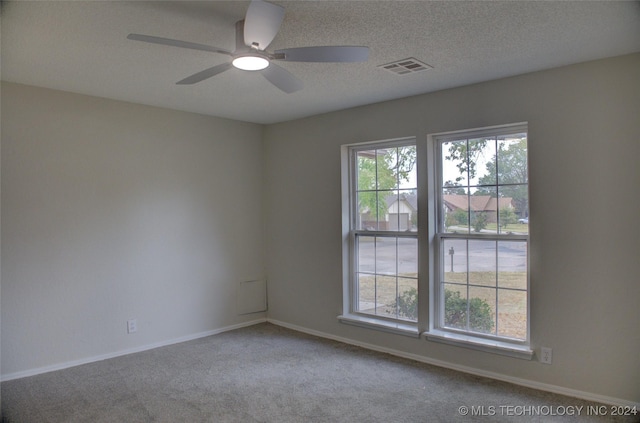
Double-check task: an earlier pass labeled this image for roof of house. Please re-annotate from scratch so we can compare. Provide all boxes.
[443,194,512,212]
[386,193,418,211]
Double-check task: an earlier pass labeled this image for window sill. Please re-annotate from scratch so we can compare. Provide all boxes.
[424,330,534,360]
[338,314,420,338]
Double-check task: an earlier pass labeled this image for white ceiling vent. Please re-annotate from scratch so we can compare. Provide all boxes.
[379,58,433,75]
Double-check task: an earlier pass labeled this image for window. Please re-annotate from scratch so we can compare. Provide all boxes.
[435,124,529,345]
[342,139,418,332]
[341,124,531,356]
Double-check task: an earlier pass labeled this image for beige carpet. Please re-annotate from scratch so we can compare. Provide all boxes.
[2,323,637,422]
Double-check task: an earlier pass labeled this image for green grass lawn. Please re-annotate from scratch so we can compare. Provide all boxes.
[487,222,529,233]
[447,223,529,234]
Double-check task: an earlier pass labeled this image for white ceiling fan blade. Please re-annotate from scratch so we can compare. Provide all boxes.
[261,63,303,93]
[275,46,370,63]
[244,0,284,50]
[176,62,233,85]
[127,34,231,56]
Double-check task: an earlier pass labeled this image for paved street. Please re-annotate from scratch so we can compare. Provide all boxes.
[357,236,526,274]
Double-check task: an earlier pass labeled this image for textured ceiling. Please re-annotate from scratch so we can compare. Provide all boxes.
[2,1,639,124]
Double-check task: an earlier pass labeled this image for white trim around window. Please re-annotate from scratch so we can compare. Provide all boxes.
[339,138,420,335]
[340,125,533,359]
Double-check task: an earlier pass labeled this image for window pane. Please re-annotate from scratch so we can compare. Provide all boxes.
[468,286,496,335]
[469,187,497,233]
[498,241,527,290]
[469,137,496,187]
[392,190,417,231]
[498,192,518,234]
[398,237,418,277]
[377,148,399,190]
[398,145,417,190]
[501,183,528,233]
[355,235,418,322]
[443,283,467,330]
[376,275,397,318]
[443,188,470,233]
[355,144,416,234]
[442,140,468,187]
[356,150,377,190]
[397,278,418,321]
[497,289,527,340]
[357,236,375,274]
[468,240,496,287]
[381,190,399,231]
[497,135,528,226]
[357,191,377,231]
[443,238,467,282]
[376,237,397,275]
[357,273,376,315]
[497,135,527,185]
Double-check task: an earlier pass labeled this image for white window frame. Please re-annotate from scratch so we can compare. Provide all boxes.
[339,125,533,359]
[426,123,532,359]
[339,138,419,337]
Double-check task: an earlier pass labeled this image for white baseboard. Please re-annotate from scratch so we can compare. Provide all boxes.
[267,318,640,408]
[0,318,267,382]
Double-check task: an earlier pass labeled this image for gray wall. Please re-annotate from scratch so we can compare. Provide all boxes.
[1,83,265,376]
[263,53,640,403]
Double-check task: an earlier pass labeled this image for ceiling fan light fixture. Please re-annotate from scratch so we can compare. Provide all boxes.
[232,55,270,71]
[127,1,370,91]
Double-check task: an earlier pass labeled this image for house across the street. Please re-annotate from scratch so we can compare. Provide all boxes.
[443,194,513,223]
[359,193,418,231]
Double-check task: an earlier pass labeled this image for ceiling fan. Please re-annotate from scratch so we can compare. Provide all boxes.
[127,0,369,93]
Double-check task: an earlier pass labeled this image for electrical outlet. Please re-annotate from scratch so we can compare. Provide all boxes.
[127,319,137,334]
[540,347,552,364]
